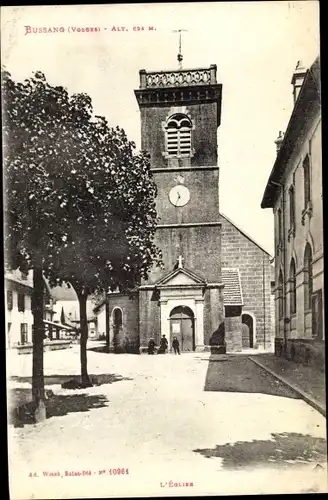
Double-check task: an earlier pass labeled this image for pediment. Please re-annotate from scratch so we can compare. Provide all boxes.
[156,267,206,288]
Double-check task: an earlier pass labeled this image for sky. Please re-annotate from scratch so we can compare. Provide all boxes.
[1,2,320,255]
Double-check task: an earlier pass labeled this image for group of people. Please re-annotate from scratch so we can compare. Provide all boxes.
[148,335,181,355]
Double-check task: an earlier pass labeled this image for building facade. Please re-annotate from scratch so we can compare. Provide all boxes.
[95,63,273,353]
[5,269,56,349]
[261,57,323,367]
[51,286,97,339]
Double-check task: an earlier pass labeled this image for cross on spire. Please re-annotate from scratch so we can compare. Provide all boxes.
[173,29,188,69]
[177,255,184,268]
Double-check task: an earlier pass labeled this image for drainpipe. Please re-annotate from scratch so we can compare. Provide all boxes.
[270,180,287,355]
[262,253,266,350]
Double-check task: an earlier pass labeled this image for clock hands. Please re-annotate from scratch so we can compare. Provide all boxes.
[169,185,189,207]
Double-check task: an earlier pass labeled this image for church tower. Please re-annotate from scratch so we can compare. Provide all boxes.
[135,63,225,352]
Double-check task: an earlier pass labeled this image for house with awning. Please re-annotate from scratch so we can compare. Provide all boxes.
[5,269,75,352]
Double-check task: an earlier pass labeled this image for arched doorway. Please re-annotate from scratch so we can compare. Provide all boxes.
[169,306,195,352]
[242,313,254,348]
[112,308,123,352]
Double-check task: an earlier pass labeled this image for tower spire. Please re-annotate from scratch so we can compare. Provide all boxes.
[173,29,188,69]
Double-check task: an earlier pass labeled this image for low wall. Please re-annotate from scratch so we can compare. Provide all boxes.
[15,340,72,355]
[275,337,325,372]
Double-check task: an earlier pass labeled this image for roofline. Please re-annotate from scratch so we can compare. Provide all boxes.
[156,266,206,286]
[220,212,273,258]
[139,64,217,75]
[5,276,33,289]
[261,56,320,208]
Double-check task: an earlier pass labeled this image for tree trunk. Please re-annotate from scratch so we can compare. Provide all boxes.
[77,291,92,387]
[32,264,46,422]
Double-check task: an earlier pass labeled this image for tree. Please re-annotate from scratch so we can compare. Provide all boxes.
[3,68,162,392]
[2,68,77,420]
[46,118,162,386]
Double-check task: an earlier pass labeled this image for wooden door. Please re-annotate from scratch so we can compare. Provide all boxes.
[170,306,195,352]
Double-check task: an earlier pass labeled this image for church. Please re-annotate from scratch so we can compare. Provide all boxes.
[94,61,274,353]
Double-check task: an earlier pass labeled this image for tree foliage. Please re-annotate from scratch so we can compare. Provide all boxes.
[3,68,162,388]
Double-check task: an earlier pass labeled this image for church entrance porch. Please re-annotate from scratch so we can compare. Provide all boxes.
[155,264,208,352]
[169,306,195,352]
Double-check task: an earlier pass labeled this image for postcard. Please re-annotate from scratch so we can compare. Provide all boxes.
[2,2,326,499]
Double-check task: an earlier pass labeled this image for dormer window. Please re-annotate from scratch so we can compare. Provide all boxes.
[165,113,192,157]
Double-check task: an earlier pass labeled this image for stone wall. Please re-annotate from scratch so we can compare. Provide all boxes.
[220,214,272,349]
[275,337,325,372]
[273,111,323,341]
[225,315,242,352]
[148,225,222,284]
[140,101,218,168]
[107,293,139,353]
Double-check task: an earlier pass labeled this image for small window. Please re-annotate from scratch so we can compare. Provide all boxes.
[303,154,311,208]
[7,290,13,311]
[165,113,192,157]
[20,323,28,345]
[18,293,25,312]
[289,186,295,231]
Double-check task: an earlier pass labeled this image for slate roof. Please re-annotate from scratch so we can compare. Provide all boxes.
[222,268,243,306]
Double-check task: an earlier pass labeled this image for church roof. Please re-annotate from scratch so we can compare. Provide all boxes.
[222,268,243,306]
[220,212,272,257]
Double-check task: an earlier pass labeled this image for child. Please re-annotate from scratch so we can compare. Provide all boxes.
[172,336,181,355]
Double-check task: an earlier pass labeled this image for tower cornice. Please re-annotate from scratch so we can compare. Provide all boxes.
[138,65,218,88]
[135,65,222,127]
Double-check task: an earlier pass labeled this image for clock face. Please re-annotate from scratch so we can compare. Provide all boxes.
[169,185,190,207]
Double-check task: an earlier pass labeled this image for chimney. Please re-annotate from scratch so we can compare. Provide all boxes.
[274,131,284,154]
[291,60,307,104]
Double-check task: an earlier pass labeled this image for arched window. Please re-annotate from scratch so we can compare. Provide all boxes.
[165,113,192,157]
[304,243,313,311]
[113,308,122,329]
[289,258,297,315]
[278,269,284,319]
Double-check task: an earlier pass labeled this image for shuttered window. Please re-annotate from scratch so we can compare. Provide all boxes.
[20,323,28,345]
[166,114,192,157]
[7,290,13,311]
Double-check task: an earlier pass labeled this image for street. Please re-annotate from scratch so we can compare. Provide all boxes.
[8,343,327,498]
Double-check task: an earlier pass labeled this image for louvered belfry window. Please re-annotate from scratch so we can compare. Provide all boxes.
[166,114,192,157]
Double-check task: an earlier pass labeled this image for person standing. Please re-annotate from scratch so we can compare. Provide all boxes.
[158,334,168,354]
[172,336,181,355]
